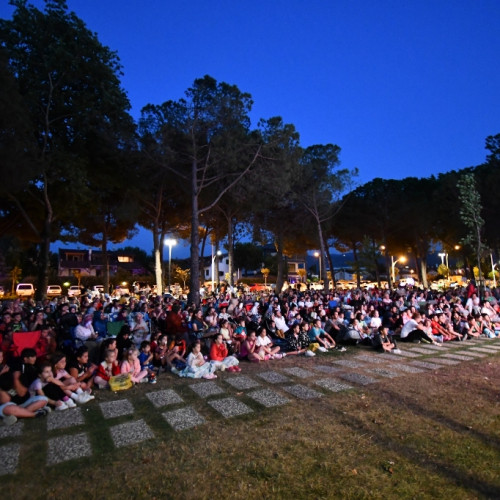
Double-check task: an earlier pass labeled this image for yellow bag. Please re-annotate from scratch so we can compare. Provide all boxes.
[109,373,133,391]
[308,342,320,352]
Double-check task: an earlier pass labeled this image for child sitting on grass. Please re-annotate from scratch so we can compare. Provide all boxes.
[120,347,149,384]
[94,349,121,389]
[138,341,156,383]
[30,362,76,411]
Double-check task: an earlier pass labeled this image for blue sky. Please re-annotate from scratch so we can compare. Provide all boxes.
[2,0,499,257]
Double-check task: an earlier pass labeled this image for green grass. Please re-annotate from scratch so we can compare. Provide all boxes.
[1,349,500,499]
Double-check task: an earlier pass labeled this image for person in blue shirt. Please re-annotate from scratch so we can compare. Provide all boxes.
[309,318,336,351]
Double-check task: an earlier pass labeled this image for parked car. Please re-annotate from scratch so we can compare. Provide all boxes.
[16,283,35,297]
[249,283,271,293]
[46,285,62,297]
[67,285,82,297]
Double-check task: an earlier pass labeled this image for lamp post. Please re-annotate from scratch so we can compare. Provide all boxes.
[391,256,406,284]
[211,246,222,292]
[314,251,321,282]
[164,238,177,293]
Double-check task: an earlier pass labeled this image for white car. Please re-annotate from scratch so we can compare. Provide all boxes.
[67,285,81,297]
[47,285,62,297]
[16,283,35,297]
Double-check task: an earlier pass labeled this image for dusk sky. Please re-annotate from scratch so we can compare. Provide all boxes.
[2,0,499,257]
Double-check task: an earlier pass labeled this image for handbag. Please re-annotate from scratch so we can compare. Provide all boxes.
[109,373,133,391]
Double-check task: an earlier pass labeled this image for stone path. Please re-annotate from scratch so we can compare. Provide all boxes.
[1,337,499,475]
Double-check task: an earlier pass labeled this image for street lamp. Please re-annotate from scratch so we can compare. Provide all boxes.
[211,247,222,292]
[314,251,321,281]
[164,238,177,292]
[391,256,406,284]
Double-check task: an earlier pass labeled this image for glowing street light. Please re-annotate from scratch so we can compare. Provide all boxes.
[491,253,497,288]
[314,251,322,281]
[211,246,222,292]
[164,238,177,292]
[391,256,406,284]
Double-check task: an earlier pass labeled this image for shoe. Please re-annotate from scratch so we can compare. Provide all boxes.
[203,373,217,379]
[65,398,77,408]
[74,393,92,405]
[274,353,283,359]
[392,348,402,354]
[55,402,68,411]
[305,350,315,357]
[1,414,17,426]
[171,367,179,375]
[85,392,95,400]
[317,346,327,353]
[233,366,241,372]
[281,352,286,358]
[220,365,226,372]
[337,346,347,352]
[35,407,51,418]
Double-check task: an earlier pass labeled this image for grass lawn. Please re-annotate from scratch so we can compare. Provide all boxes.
[1,347,500,499]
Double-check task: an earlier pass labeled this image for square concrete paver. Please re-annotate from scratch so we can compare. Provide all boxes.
[257,371,291,384]
[417,344,448,351]
[225,376,261,390]
[354,354,392,364]
[408,347,436,355]
[426,357,460,366]
[312,365,342,374]
[110,419,154,448]
[282,367,316,379]
[189,381,225,398]
[469,347,496,354]
[100,399,135,419]
[339,372,378,385]
[315,378,354,392]
[368,368,401,378]
[457,350,486,358]
[283,384,324,400]
[392,350,421,358]
[441,353,476,361]
[146,389,183,408]
[208,397,253,418]
[331,359,365,368]
[410,360,444,370]
[389,364,425,374]
[162,406,206,431]
[47,407,85,431]
[47,432,92,465]
[247,388,291,408]
[0,421,24,439]
[0,443,20,475]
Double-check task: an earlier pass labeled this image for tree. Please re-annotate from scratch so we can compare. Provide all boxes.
[457,173,486,290]
[0,0,133,299]
[141,76,261,305]
[295,144,357,291]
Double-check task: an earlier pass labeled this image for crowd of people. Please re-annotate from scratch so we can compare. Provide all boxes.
[1,279,499,425]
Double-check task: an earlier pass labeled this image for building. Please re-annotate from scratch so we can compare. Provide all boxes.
[58,248,146,277]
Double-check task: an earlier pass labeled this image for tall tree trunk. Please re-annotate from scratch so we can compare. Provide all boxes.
[153,219,163,296]
[317,219,328,292]
[352,243,361,289]
[322,231,335,289]
[37,214,51,301]
[102,231,110,294]
[275,232,285,293]
[227,216,234,287]
[189,158,201,306]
